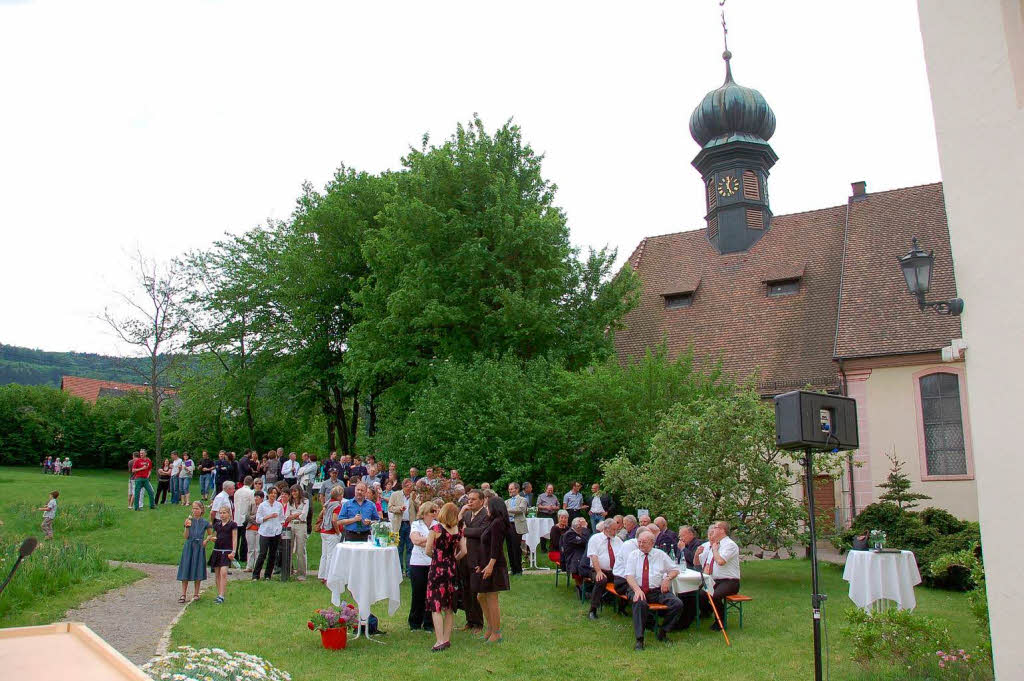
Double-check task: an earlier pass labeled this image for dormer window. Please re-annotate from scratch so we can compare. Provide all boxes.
[661,277,700,310]
[767,279,800,296]
[665,292,693,309]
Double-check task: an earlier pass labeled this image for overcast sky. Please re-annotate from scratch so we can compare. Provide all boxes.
[0,0,941,355]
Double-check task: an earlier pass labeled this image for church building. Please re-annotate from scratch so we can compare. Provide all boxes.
[613,49,976,524]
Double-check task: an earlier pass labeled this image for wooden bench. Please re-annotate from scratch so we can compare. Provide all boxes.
[724,593,752,628]
[605,583,669,611]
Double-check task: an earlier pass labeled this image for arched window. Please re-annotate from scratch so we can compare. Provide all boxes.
[915,369,971,478]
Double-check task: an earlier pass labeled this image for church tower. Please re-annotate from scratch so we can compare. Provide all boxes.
[689,49,777,254]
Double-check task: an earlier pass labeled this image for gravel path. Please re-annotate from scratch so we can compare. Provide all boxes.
[61,561,253,666]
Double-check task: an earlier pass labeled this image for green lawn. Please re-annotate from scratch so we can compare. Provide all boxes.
[0,468,986,680]
[172,553,983,681]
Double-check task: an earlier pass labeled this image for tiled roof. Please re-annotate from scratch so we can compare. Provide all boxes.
[59,375,175,403]
[614,182,961,393]
[834,183,961,358]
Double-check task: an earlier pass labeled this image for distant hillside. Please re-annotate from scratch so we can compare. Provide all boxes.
[0,344,153,387]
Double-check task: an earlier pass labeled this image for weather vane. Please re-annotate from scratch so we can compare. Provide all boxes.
[720,0,729,54]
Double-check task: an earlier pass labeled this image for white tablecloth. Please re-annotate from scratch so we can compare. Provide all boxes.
[325,543,402,618]
[842,550,921,611]
[524,517,554,555]
[673,567,712,594]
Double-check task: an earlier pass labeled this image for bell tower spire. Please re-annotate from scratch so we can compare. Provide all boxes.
[689,5,778,254]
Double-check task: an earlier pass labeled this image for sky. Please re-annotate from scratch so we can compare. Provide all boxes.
[0,0,942,355]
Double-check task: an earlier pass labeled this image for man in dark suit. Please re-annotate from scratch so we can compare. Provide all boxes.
[459,490,488,632]
[676,525,702,570]
[653,517,679,560]
[560,516,591,593]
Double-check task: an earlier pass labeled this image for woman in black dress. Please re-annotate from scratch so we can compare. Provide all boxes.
[208,506,237,604]
[472,495,510,643]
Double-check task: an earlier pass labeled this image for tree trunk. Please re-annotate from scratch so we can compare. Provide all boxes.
[326,420,336,453]
[332,385,350,455]
[245,393,256,450]
[367,389,378,437]
[350,394,359,448]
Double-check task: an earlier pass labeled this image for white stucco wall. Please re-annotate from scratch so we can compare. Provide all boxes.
[918,2,1024,678]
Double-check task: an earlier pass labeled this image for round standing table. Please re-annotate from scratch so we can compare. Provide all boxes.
[842,549,921,612]
[325,542,402,642]
[524,517,554,569]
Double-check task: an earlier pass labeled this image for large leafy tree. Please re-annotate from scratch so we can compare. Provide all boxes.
[349,118,638,408]
[181,228,283,449]
[271,168,392,452]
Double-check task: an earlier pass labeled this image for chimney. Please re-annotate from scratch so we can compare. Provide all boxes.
[851,180,867,201]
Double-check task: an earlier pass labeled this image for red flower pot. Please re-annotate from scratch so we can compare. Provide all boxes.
[320,626,347,650]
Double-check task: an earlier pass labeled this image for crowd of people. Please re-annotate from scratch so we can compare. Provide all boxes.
[112,446,741,650]
[40,456,72,475]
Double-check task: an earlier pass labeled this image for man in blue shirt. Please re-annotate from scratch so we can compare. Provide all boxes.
[338,482,379,541]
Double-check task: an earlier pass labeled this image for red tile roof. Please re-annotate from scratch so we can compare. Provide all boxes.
[59,375,175,403]
[834,183,961,358]
[614,182,961,393]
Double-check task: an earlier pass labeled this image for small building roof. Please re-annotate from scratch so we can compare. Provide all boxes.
[59,375,174,404]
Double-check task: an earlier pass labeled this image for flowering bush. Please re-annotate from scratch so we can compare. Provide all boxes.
[141,646,290,681]
[844,607,952,667]
[307,604,357,631]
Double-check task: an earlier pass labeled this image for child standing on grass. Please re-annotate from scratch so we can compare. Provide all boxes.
[177,500,212,603]
[208,506,237,604]
[38,490,58,539]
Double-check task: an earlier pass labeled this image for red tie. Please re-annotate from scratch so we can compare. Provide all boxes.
[641,553,650,592]
[608,539,615,570]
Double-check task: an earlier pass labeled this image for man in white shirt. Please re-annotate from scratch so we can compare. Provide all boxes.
[211,481,235,523]
[624,531,683,650]
[581,519,624,619]
[281,452,300,487]
[695,520,741,630]
[169,452,182,504]
[233,476,255,567]
[613,534,640,611]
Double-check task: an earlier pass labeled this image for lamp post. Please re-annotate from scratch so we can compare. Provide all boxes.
[897,238,965,316]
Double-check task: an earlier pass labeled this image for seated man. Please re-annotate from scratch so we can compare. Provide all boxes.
[620,514,638,541]
[696,520,741,631]
[624,530,682,650]
[676,525,702,571]
[559,516,591,586]
[579,519,624,619]
[611,531,640,612]
[653,517,678,559]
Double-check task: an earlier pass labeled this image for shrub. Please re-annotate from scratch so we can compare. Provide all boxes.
[920,507,967,535]
[845,607,952,669]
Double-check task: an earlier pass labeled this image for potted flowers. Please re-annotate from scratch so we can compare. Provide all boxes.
[307,604,357,650]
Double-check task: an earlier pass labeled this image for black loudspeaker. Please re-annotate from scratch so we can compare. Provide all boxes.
[774,390,859,451]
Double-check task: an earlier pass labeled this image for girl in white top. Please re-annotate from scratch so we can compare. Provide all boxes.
[252,487,284,580]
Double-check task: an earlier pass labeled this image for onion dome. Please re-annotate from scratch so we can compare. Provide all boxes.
[689,51,776,148]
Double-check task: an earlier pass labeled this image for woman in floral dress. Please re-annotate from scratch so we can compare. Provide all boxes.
[425,502,467,652]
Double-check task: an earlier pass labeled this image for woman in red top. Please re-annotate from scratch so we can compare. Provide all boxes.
[317,486,344,582]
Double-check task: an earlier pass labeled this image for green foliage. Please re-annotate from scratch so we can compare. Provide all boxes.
[0,537,112,622]
[7,501,117,534]
[603,386,844,550]
[348,118,638,406]
[844,503,982,591]
[844,607,953,669]
[0,343,153,387]
[877,449,931,510]
[928,546,981,592]
[371,347,724,489]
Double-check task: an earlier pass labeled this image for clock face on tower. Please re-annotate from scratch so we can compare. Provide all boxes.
[717,175,740,197]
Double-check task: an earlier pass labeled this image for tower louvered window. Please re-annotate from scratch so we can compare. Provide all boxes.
[708,215,719,240]
[742,170,760,199]
[746,208,764,230]
[707,179,717,211]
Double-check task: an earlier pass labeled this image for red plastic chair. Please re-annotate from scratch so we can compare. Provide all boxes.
[548,551,566,587]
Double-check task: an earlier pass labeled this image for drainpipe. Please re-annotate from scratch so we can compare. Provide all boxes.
[837,358,857,522]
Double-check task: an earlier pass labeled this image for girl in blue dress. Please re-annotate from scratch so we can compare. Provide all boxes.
[177,500,213,602]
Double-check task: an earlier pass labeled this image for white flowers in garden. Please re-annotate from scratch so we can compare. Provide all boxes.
[141,647,291,681]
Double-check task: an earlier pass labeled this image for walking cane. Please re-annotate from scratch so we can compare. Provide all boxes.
[698,568,731,646]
